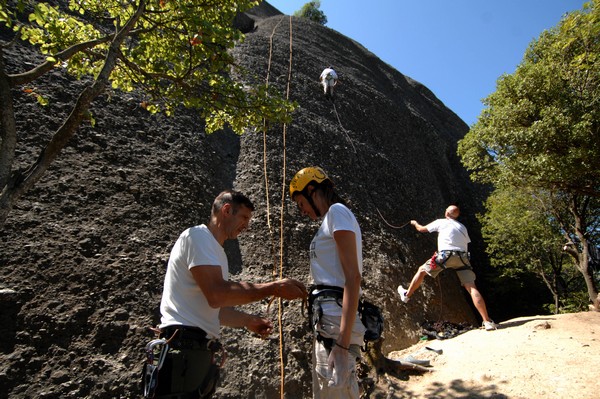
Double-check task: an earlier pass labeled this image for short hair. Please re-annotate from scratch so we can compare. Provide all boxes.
[212,190,254,215]
[446,205,460,219]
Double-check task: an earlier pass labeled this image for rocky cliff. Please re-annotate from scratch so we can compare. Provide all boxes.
[0,2,488,398]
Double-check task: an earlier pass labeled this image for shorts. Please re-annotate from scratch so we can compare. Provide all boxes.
[422,251,476,285]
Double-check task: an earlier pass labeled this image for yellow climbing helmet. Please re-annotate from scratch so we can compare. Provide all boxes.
[289,166,330,198]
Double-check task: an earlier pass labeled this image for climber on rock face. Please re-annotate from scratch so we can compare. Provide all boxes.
[319,66,338,98]
[397,205,500,332]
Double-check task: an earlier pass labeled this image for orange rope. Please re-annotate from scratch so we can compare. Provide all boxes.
[262,15,294,399]
[263,16,285,276]
[276,15,293,399]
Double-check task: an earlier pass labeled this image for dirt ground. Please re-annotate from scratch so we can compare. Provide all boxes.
[382,311,600,399]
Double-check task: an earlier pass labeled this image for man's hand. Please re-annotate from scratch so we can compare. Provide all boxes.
[246,315,273,339]
[411,220,428,233]
[327,344,352,388]
[273,278,307,300]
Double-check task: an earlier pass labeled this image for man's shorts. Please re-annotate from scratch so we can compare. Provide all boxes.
[421,251,476,285]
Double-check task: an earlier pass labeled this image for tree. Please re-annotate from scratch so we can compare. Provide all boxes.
[0,0,294,227]
[294,1,327,25]
[480,187,588,313]
[458,0,600,310]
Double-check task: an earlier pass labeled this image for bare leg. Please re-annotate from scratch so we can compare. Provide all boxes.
[406,266,428,298]
[463,283,491,322]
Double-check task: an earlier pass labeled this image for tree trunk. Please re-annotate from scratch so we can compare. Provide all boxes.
[579,262,600,311]
[571,196,600,311]
[0,1,146,229]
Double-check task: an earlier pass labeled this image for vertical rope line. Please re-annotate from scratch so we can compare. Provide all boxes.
[332,102,407,229]
[264,16,285,278]
[260,15,288,398]
[277,15,293,399]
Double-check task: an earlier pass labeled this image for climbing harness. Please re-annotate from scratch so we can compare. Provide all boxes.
[308,285,384,351]
[142,327,226,399]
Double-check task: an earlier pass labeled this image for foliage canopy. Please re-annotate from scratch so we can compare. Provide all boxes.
[0,0,295,227]
[458,0,600,311]
[294,1,327,25]
[458,1,599,198]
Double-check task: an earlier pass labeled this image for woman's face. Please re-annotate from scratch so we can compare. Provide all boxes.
[294,194,319,221]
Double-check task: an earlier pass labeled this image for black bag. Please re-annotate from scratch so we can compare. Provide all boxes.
[359,300,384,342]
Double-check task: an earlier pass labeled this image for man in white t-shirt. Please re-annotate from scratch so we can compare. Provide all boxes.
[319,66,338,98]
[153,190,307,398]
[397,205,499,331]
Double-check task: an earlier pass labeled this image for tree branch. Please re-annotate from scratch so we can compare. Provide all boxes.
[9,35,113,86]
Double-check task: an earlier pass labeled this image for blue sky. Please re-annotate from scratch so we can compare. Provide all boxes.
[267,0,585,126]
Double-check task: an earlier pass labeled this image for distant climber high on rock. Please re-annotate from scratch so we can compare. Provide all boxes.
[319,66,338,98]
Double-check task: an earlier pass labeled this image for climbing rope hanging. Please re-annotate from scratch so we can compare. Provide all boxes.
[277,15,294,399]
[263,15,285,277]
[332,98,445,320]
[261,14,294,399]
[331,102,410,230]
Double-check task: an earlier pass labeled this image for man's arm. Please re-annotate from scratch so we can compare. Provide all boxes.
[411,220,429,233]
[191,266,307,308]
[219,307,273,338]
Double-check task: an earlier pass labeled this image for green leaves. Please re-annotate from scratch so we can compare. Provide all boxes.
[459,0,600,197]
[460,1,600,311]
[294,1,327,25]
[5,0,293,134]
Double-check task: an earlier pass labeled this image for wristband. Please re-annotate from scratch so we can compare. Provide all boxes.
[335,342,349,350]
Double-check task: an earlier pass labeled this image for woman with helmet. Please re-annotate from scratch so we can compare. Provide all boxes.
[289,166,365,398]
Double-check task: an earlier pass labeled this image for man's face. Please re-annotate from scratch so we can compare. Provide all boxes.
[225,204,252,240]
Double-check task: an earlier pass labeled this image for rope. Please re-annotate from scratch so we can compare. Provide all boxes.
[263,15,285,277]
[261,15,293,399]
[275,16,293,399]
[332,97,445,323]
[331,102,410,230]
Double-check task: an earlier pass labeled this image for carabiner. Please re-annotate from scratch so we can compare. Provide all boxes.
[145,338,169,369]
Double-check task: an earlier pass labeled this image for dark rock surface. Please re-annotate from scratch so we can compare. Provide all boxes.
[1,2,489,398]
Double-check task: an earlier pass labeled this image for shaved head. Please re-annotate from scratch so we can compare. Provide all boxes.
[445,205,460,219]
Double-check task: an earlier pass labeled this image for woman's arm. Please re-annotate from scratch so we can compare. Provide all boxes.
[333,230,361,348]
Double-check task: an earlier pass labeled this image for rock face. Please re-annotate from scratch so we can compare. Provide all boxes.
[0,2,487,398]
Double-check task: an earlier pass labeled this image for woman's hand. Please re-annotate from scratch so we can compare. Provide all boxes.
[327,344,352,388]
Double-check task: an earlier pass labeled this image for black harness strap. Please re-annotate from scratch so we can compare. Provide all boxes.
[308,285,344,353]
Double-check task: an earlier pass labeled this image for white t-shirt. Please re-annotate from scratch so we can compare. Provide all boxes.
[159,224,227,338]
[320,68,338,81]
[426,218,471,252]
[310,203,362,316]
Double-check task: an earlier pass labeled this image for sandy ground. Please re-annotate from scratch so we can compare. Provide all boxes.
[384,311,600,399]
